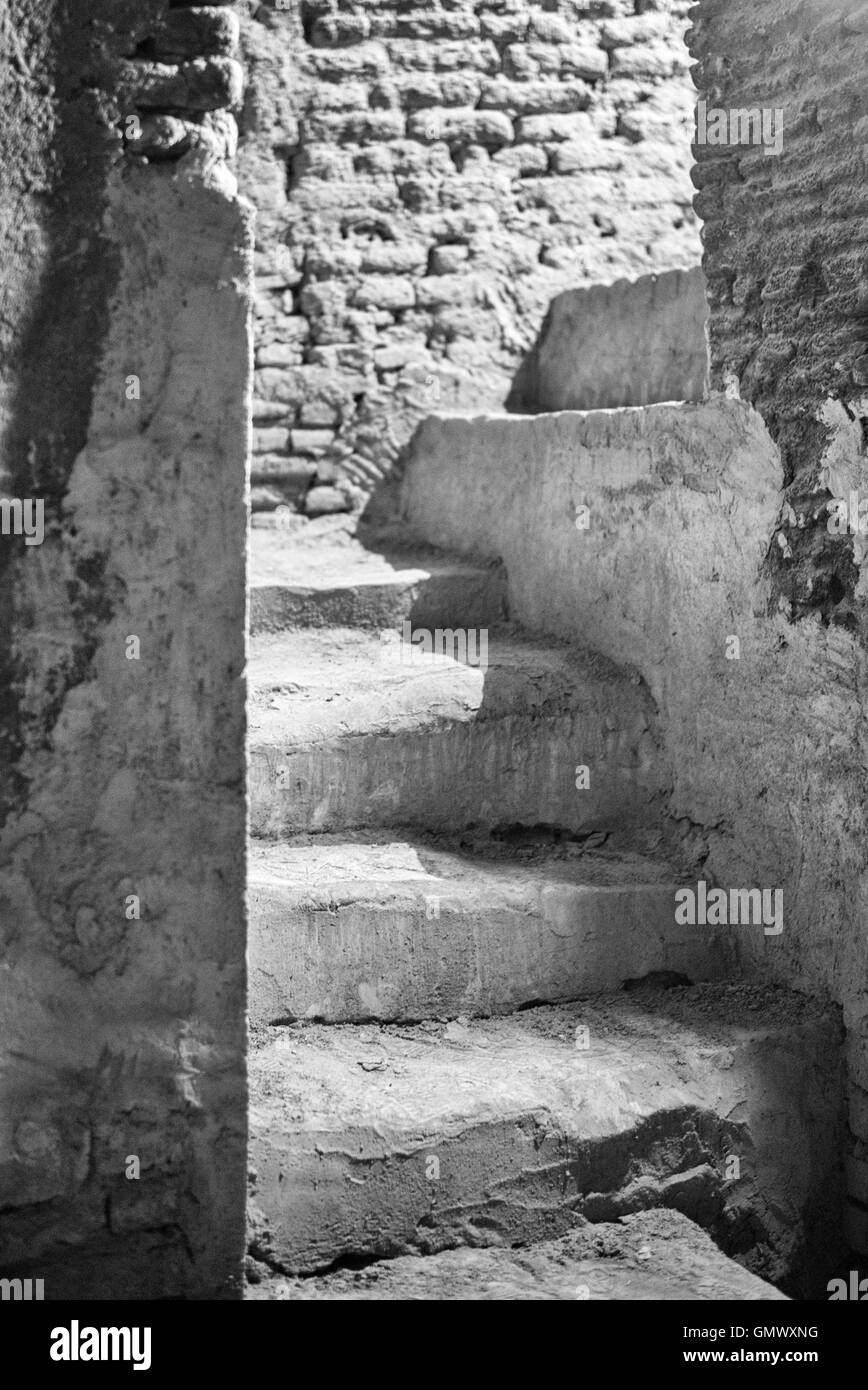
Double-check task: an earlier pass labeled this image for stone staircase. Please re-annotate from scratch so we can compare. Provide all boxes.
[247,1210,787,1303]
[245,513,842,1301]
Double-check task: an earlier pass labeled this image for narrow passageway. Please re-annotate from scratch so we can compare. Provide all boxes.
[238,0,858,1303]
[243,452,841,1301]
[3,0,866,1325]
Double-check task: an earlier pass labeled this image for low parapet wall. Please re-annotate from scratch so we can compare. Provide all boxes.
[507,267,709,413]
[403,396,868,1250]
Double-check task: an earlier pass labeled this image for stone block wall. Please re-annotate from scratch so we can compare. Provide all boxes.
[236,0,702,514]
[0,1,250,1299]
[688,0,868,627]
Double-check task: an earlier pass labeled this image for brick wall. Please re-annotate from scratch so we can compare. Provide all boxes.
[688,0,868,626]
[237,0,702,516]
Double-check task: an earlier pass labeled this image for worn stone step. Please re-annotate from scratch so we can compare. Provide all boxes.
[246,1208,787,1301]
[248,627,666,837]
[250,526,508,633]
[249,835,735,1026]
[248,985,844,1291]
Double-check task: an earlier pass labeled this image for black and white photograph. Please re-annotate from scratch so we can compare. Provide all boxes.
[0,0,866,1360]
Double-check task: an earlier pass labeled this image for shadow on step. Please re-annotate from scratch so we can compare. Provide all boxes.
[247,827,732,1030]
[247,986,846,1300]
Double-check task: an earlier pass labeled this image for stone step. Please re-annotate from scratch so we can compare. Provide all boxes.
[250,525,508,633]
[248,985,844,1290]
[248,627,666,837]
[247,1207,787,1301]
[249,835,735,1026]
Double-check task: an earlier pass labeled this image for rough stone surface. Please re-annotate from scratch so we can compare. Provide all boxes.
[248,985,844,1294]
[507,267,709,412]
[402,396,868,1245]
[689,0,868,626]
[247,1208,788,1301]
[119,57,244,112]
[249,522,508,633]
[303,483,353,517]
[0,3,250,1298]
[248,834,735,1025]
[235,0,701,506]
[247,626,666,838]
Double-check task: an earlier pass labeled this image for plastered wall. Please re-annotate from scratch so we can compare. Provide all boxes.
[0,0,251,1299]
[404,396,868,1255]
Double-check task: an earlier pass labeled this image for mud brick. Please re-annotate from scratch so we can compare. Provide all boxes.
[251,455,317,487]
[388,10,481,41]
[552,138,625,174]
[479,79,593,117]
[529,13,574,44]
[560,44,610,80]
[429,244,470,275]
[256,336,309,367]
[306,82,370,112]
[254,427,290,455]
[393,40,500,74]
[251,398,291,424]
[299,282,348,318]
[407,109,514,147]
[310,43,391,80]
[492,143,550,176]
[311,14,372,47]
[147,8,239,63]
[302,110,407,143]
[308,345,374,374]
[291,429,337,455]
[299,400,342,427]
[352,276,416,311]
[610,41,687,78]
[358,242,428,274]
[480,14,530,43]
[122,57,243,111]
[416,274,483,309]
[516,112,595,142]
